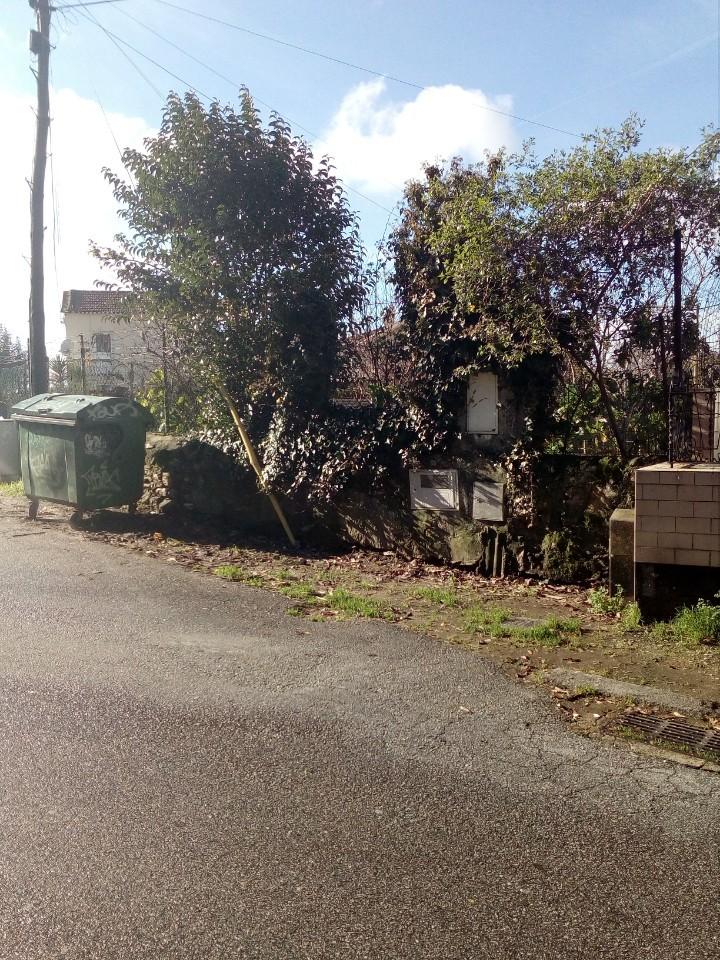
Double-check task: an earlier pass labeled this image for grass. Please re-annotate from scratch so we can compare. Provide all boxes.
[325,588,390,619]
[465,604,581,647]
[589,585,627,616]
[573,684,602,698]
[509,617,583,648]
[279,582,318,601]
[0,480,24,498]
[669,600,720,646]
[651,597,720,647]
[413,585,462,607]
[621,602,643,631]
[464,604,511,635]
[213,564,265,587]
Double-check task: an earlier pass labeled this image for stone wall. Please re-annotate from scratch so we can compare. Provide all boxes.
[141,434,278,531]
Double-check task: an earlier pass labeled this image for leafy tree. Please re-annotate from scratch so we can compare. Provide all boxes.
[94,91,365,527]
[0,324,28,413]
[391,119,720,461]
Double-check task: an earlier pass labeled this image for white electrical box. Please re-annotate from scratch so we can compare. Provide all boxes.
[472,480,504,522]
[467,372,498,434]
[409,469,459,511]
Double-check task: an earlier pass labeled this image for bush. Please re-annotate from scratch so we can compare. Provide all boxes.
[669,599,720,646]
[589,585,627,615]
[542,531,591,582]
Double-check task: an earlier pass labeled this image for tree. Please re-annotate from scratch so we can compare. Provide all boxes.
[391,120,720,461]
[94,90,365,535]
[0,325,28,415]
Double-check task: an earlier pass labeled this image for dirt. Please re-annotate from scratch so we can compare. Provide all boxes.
[4,493,718,712]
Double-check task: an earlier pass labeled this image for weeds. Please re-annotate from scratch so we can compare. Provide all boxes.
[464,604,511,635]
[413,585,461,607]
[279,582,317,601]
[621,602,642,631]
[213,565,264,587]
[465,604,581,647]
[0,480,24,498]
[589,586,627,616]
[509,617,582,648]
[326,588,390,619]
[666,598,720,647]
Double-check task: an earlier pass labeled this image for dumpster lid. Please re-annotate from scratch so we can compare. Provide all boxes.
[11,394,152,425]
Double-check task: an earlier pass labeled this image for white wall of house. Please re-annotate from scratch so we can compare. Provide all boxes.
[62,311,158,393]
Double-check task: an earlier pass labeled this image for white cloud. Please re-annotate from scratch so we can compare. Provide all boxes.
[0,86,153,352]
[315,79,516,195]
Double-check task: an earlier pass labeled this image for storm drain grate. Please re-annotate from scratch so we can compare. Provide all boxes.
[621,712,720,758]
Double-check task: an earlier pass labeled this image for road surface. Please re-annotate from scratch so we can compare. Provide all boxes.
[0,503,718,959]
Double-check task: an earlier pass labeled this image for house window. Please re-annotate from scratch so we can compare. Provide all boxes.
[467,372,498,435]
[92,333,112,355]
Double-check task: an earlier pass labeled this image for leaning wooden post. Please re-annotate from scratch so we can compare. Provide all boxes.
[215,382,298,548]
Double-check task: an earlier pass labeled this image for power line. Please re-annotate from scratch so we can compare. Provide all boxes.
[55,1,130,9]
[76,6,164,97]
[77,8,394,214]
[150,0,583,140]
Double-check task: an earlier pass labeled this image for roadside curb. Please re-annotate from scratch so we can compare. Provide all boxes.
[546,667,713,718]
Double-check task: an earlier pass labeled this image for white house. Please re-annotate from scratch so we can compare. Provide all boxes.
[60,289,158,395]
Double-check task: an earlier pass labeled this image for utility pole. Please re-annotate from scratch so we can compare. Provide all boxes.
[29,0,51,396]
[672,226,683,382]
[161,324,170,432]
[79,334,87,393]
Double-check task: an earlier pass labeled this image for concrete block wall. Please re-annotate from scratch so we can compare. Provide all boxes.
[635,464,720,568]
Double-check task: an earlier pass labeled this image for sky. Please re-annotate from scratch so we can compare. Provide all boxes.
[1,0,719,352]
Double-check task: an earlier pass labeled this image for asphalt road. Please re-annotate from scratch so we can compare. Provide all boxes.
[0,503,718,959]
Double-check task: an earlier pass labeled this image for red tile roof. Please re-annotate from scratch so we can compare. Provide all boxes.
[61,289,131,314]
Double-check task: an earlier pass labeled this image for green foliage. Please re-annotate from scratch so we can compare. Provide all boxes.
[464,603,581,646]
[621,602,643,631]
[542,531,592,583]
[391,121,720,461]
[325,588,390,619]
[135,369,202,435]
[279,582,317,601]
[667,599,720,647]
[413,585,461,606]
[0,323,27,413]
[213,565,264,587]
[95,90,364,485]
[0,481,24,498]
[509,616,582,648]
[589,585,627,615]
[465,604,511,634]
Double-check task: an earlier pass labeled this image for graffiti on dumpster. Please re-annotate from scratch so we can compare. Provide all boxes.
[82,425,122,459]
[82,462,121,501]
[86,401,139,421]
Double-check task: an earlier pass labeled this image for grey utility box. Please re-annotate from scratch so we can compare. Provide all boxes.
[0,419,20,481]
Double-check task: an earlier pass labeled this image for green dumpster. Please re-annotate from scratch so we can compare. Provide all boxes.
[11,394,152,514]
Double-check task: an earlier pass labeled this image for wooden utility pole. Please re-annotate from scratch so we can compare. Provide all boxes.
[29,0,51,396]
[79,334,87,393]
[672,226,683,381]
[161,324,170,432]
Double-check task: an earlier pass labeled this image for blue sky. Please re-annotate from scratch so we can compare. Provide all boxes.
[1,0,719,348]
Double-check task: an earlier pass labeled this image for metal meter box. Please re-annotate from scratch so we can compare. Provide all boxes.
[409,469,459,511]
[11,394,152,512]
[0,419,20,481]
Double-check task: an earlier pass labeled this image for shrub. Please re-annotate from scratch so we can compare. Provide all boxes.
[669,600,720,646]
[589,585,627,615]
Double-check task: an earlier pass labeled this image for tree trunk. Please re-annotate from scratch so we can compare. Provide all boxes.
[592,362,628,463]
